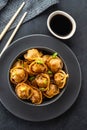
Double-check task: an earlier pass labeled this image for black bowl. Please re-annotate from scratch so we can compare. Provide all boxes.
[9,46,69,106]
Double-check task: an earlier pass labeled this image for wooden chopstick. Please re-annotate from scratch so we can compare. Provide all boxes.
[0,2,25,41]
[0,12,27,58]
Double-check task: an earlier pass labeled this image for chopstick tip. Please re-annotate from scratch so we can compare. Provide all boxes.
[25,12,28,15]
[22,1,25,5]
[22,2,25,6]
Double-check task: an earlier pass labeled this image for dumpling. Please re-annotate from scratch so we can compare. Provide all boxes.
[35,73,50,91]
[30,87,42,104]
[28,60,47,75]
[15,82,33,99]
[47,56,63,73]
[10,66,28,84]
[44,84,60,98]
[54,70,69,88]
[24,49,43,62]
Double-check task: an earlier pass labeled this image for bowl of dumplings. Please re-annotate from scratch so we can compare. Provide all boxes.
[9,47,69,105]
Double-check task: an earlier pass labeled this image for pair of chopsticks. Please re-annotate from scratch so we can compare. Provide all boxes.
[0,2,27,58]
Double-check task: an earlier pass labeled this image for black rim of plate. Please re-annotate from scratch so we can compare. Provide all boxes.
[0,34,82,121]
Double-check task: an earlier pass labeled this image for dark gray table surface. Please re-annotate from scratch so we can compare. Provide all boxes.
[0,0,87,129]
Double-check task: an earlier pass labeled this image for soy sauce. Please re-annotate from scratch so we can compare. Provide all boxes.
[50,14,72,36]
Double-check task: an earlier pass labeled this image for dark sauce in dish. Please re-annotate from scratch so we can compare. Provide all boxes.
[50,14,72,36]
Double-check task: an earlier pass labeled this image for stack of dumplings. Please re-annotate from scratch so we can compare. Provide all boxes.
[10,48,69,105]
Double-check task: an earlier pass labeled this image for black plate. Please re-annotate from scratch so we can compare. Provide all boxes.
[0,34,81,121]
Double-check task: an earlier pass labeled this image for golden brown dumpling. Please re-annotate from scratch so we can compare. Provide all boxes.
[47,56,63,73]
[28,60,47,75]
[15,83,33,99]
[35,73,50,91]
[54,70,69,88]
[44,84,60,98]
[24,49,43,62]
[30,87,42,104]
[10,67,28,84]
